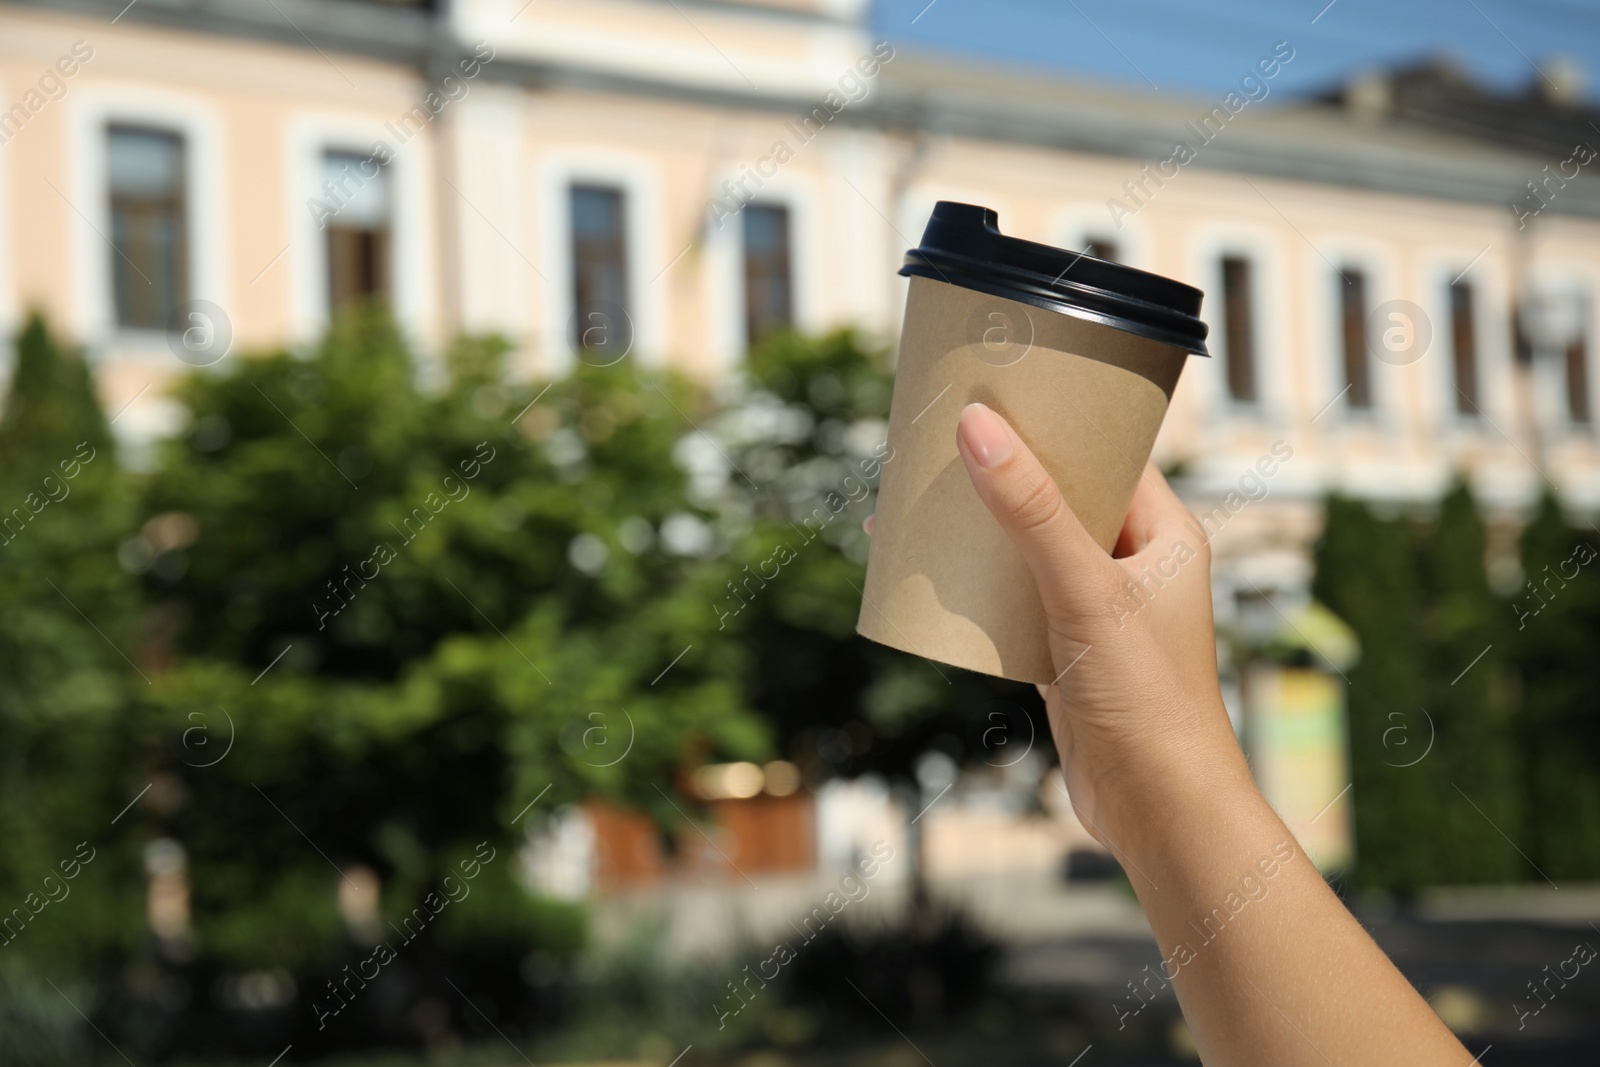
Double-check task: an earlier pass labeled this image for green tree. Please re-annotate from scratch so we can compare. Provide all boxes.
[0,310,111,468]
[0,313,1047,1058]
[1314,483,1533,889]
[1414,481,1521,883]
[129,306,769,991]
[1312,493,1435,889]
[0,313,142,981]
[1514,490,1600,880]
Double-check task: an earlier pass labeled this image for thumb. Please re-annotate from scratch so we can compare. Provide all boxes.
[955,402,1118,627]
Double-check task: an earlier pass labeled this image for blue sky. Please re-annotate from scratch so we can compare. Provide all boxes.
[871,0,1600,103]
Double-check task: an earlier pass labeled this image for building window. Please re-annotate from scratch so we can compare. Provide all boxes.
[108,125,187,330]
[1339,267,1372,410]
[1567,300,1591,425]
[743,203,793,347]
[569,184,631,357]
[1220,255,1257,404]
[324,150,391,313]
[1083,236,1119,262]
[1449,280,1479,414]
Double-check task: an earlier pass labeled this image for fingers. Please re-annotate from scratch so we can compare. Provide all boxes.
[956,403,1115,622]
[1113,463,1204,559]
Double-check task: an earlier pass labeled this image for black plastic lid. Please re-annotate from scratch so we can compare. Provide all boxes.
[899,202,1209,356]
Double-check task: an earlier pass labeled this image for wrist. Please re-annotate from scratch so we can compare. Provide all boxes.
[1102,717,1261,867]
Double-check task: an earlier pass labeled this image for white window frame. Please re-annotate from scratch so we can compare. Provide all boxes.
[1309,236,1403,427]
[1523,262,1600,441]
[286,115,434,350]
[704,171,821,370]
[66,84,228,356]
[535,149,666,376]
[1417,246,1514,433]
[1186,224,1289,424]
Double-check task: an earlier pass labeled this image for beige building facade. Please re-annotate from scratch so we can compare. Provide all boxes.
[4,0,1600,530]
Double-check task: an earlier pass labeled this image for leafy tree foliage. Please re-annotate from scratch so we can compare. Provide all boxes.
[2,308,778,1057]
[1313,482,1546,889]
[1414,483,1521,883]
[0,310,1033,1049]
[1313,493,1435,889]
[1513,490,1600,881]
[132,308,768,978]
[0,313,142,978]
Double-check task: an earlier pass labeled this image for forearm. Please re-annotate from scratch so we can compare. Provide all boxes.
[1119,748,1468,1066]
[950,412,1468,1061]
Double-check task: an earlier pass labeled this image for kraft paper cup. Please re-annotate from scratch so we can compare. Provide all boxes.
[857,203,1209,684]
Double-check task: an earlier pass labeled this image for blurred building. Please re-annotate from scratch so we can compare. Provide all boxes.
[5,0,1600,886]
[3,0,1598,490]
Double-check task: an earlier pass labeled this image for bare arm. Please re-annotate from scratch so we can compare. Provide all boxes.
[952,402,1469,1066]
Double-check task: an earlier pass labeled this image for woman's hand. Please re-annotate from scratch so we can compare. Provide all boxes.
[952,401,1250,853]
[940,401,1469,1066]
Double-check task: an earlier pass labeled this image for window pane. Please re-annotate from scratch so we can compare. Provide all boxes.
[570,184,631,356]
[328,229,390,311]
[109,128,182,197]
[324,150,391,312]
[322,151,390,229]
[108,126,186,330]
[743,203,793,347]
[1340,268,1371,409]
[1221,256,1256,404]
[1450,281,1479,414]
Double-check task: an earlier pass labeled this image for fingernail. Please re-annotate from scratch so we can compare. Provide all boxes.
[863,514,876,536]
[958,403,1012,468]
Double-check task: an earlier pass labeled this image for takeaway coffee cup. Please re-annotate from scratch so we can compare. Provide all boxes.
[857,202,1209,684]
